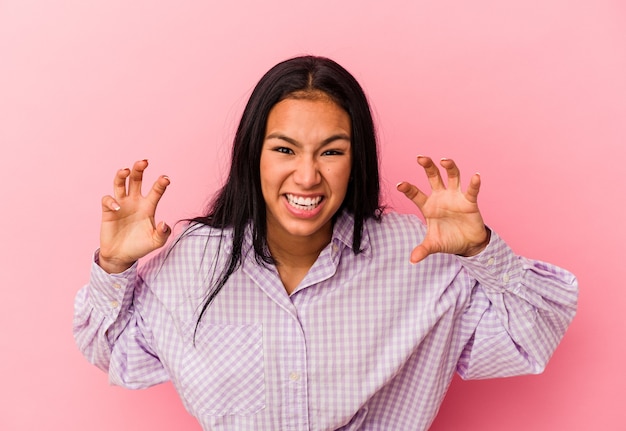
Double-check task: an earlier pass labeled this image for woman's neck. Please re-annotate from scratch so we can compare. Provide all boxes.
[266,224,332,294]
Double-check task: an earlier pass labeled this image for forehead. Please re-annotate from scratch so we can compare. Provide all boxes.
[266,97,351,134]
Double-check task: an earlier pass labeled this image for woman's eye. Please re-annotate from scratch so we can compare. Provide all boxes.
[275,147,293,155]
[322,150,343,156]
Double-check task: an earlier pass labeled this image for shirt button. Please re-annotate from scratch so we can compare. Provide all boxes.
[289,372,300,381]
[112,282,121,290]
[487,257,495,266]
[332,244,339,253]
[503,273,510,283]
[110,300,119,308]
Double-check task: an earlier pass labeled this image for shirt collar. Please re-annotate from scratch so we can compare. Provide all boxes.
[332,210,372,257]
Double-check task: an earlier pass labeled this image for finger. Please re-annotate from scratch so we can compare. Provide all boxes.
[101,195,121,212]
[440,158,461,190]
[152,221,172,248]
[113,168,130,199]
[410,243,431,264]
[465,172,481,204]
[146,175,171,207]
[128,159,149,196]
[396,181,427,209]
[417,156,445,191]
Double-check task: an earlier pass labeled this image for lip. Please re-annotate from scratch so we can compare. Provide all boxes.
[282,193,325,218]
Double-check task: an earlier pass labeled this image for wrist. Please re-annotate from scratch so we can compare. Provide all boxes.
[97,252,135,274]
[460,227,491,257]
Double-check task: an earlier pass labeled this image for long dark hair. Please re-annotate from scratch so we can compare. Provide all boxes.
[190,55,382,327]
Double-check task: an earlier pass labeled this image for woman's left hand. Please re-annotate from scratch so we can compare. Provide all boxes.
[397,156,490,264]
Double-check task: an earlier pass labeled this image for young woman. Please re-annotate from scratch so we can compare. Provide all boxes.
[74,56,578,430]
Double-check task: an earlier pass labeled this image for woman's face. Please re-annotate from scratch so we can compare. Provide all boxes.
[260,96,352,246]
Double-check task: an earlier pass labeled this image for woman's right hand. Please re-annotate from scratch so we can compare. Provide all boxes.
[99,160,171,273]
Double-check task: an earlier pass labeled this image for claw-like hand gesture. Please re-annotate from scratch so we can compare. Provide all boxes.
[99,160,171,273]
[397,156,490,264]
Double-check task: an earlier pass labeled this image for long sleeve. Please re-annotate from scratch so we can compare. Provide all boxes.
[455,231,578,379]
[73,252,170,388]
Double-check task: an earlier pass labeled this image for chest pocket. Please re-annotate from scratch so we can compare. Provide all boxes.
[179,322,266,417]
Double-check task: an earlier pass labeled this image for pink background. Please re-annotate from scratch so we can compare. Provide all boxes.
[1,0,624,429]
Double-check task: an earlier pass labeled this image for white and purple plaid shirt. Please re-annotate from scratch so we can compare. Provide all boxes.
[74,211,577,430]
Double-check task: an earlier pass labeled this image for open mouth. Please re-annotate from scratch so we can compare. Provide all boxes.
[286,194,323,211]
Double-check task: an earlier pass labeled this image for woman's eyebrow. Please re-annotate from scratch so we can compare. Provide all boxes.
[265,132,351,147]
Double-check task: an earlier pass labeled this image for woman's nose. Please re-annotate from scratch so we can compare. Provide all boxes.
[293,157,321,187]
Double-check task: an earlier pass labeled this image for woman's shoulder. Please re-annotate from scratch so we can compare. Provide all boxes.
[370,210,425,233]
[179,222,232,238]
[140,223,233,274]
[362,210,426,249]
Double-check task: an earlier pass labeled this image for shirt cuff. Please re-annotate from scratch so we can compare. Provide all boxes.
[88,250,139,319]
[456,230,523,293]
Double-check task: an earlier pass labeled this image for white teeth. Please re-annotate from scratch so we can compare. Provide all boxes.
[286,194,322,210]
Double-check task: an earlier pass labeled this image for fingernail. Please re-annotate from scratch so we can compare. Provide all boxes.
[112,203,121,211]
[396,182,403,188]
